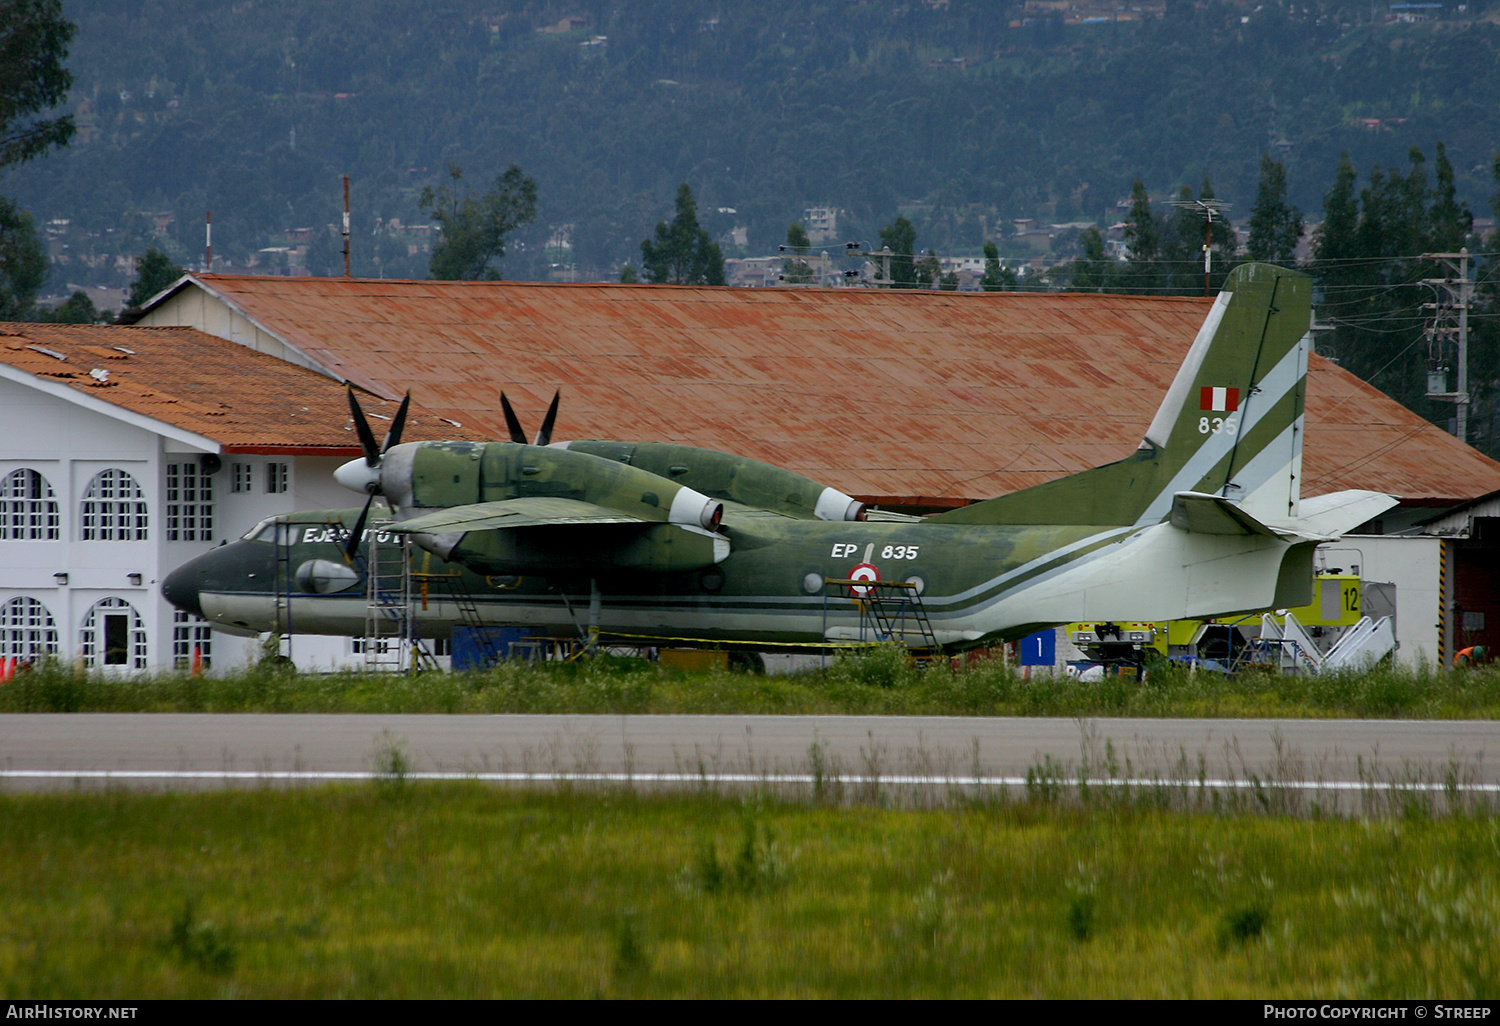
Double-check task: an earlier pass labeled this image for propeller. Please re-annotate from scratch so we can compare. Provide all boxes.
[499,388,562,446]
[499,391,527,444]
[339,386,411,560]
[535,390,560,446]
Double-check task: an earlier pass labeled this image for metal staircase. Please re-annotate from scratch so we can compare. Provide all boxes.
[347,520,439,674]
[824,577,942,663]
[413,568,508,666]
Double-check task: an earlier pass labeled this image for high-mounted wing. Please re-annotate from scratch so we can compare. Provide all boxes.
[387,494,729,577]
[391,496,648,534]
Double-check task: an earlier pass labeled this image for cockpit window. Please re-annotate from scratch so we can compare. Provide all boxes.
[240,518,282,543]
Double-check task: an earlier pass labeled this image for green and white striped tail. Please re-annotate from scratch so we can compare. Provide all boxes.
[932,262,1312,529]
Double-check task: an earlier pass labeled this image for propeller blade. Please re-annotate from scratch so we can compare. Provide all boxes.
[381,392,410,454]
[534,390,560,446]
[499,391,527,444]
[346,386,381,467]
[344,495,374,562]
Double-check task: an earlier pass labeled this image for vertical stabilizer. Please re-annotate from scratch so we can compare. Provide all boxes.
[1136,262,1311,526]
[930,262,1312,528]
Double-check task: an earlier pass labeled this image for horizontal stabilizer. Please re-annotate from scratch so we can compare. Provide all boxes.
[1294,490,1400,539]
[391,496,648,534]
[1170,488,1397,543]
[1169,492,1281,537]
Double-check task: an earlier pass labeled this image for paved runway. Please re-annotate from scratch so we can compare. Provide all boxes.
[3,714,1497,802]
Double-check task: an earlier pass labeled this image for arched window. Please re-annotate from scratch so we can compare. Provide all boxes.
[80,468,148,541]
[1,469,60,540]
[0,596,59,662]
[80,597,147,669]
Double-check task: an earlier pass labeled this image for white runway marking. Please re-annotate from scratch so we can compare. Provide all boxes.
[5,768,1499,793]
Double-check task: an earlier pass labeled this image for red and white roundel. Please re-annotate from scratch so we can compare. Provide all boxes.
[848,562,880,597]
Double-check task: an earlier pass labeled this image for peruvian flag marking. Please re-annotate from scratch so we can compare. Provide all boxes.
[1200,386,1240,413]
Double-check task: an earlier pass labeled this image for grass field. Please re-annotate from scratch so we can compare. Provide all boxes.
[1,784,1496,998]
[4,649,1500,719]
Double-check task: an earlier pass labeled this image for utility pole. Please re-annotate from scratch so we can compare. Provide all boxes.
[342,175,351,277]
[1168,198,1231,297]
[842,242,893,286]
[1422,249,1472,444]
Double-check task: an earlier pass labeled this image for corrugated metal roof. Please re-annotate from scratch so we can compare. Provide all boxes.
[143,276,1500,506]
[0,322,488,451]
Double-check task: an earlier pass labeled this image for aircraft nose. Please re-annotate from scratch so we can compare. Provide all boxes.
[161,560,205,617]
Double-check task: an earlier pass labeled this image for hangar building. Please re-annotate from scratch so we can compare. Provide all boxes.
[1,274,1494,671]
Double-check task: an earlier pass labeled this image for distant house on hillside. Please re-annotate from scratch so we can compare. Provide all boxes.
[538,16,587,34]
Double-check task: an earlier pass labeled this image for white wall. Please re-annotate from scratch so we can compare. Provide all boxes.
[138,288,327,375]
[0,377,373,675]
[0,375,163,669]
[1322,535,1443,669]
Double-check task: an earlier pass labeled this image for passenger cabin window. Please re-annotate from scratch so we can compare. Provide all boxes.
[0,468,60,540]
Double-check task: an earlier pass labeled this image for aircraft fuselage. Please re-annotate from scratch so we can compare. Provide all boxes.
[163,504,1302,651]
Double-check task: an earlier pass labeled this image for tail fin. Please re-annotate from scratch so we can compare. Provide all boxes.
[931,262,1312,527]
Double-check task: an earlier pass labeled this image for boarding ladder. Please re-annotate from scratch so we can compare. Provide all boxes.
[824,577,942,664]
[270,518,297,662]
[412,568,508,667]
[351,520,439,674]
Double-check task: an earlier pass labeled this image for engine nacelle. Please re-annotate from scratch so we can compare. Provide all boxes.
[558,441,867,521]
[379,441,723,530]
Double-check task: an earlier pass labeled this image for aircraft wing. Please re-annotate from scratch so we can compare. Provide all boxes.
[389,497,651,534]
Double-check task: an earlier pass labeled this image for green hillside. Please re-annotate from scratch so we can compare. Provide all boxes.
[6,0,1500,283]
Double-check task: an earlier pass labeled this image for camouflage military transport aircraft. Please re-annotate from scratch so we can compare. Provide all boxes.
[162,263,1396,653]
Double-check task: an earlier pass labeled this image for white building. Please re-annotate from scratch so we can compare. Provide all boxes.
[0,321,477,674]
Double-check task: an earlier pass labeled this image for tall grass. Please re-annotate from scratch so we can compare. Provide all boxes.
[4,650,1500,718]
[1,785,1496,998]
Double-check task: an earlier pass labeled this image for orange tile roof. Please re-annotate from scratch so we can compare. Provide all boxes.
[0,322,488,452]
[142,276,1500,506]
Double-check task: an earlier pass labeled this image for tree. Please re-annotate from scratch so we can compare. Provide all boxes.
[0,1,76,170]
[0,2,75,320]
[877,216,917,287]
[618,261,639,284]
[1308,144,1480,427]
[34,288,106,323]
[639,184,724,286]
[980,239,1016,292]
[1060,227,1109,292]
[1314,154,1359,264]
[420,164,538,281]
[1247,155,1304,266]
[781,222,814,284]
[915,248,941,288]
[0,196,44,319]
[126,247,183,310]
[1427,141,1471,254]
[1122,179,1162,294]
